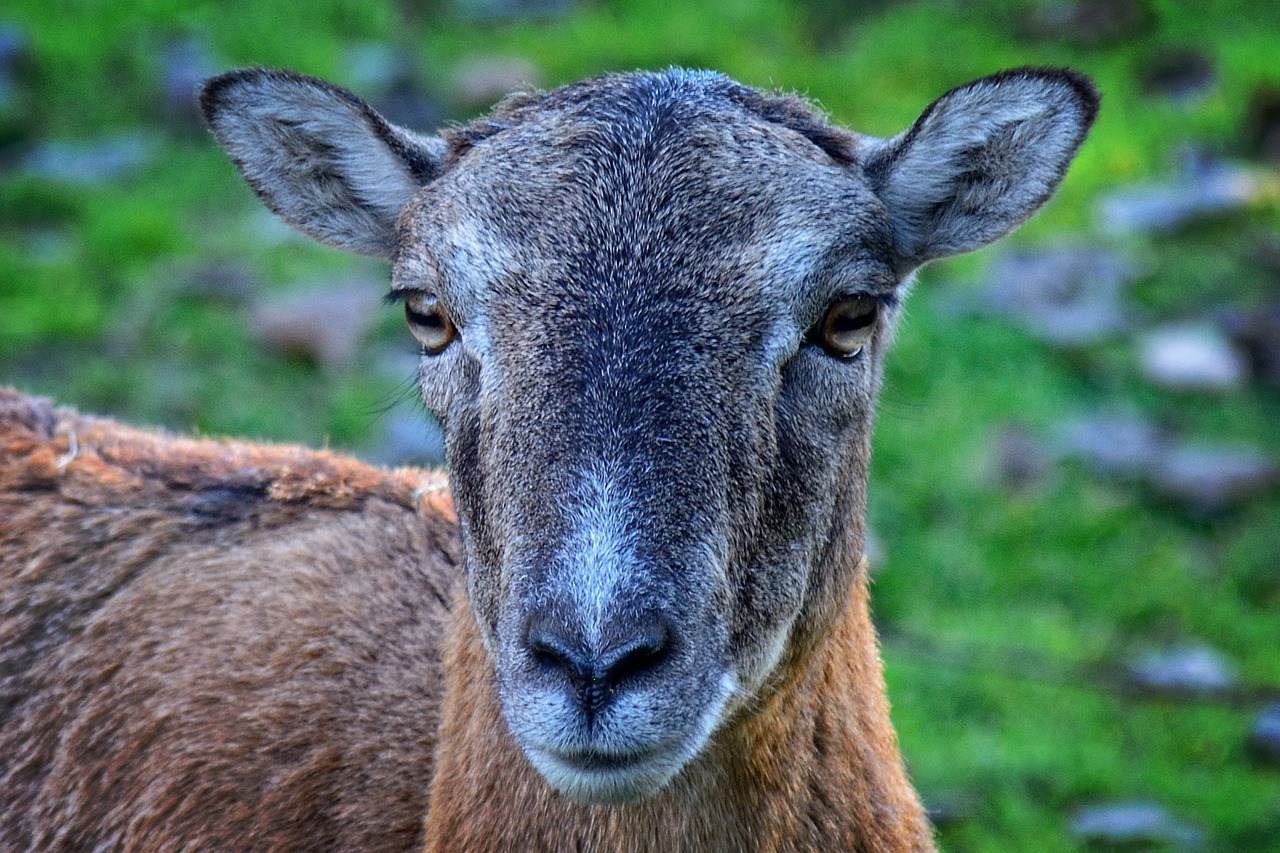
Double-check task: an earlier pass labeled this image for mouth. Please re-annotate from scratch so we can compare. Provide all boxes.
[522,742,687,804]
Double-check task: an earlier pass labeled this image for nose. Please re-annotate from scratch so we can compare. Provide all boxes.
[525,612,672,717]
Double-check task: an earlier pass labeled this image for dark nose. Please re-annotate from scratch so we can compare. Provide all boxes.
[525,613,672,717]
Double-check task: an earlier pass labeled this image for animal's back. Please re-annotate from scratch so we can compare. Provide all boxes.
[0,387,458,851]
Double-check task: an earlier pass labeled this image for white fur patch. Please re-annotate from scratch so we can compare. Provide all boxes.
[552,463,640,649]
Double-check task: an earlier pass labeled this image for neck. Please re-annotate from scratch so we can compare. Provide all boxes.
[422,561,934,852]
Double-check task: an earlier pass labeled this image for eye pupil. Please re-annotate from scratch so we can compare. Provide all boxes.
[814,295,878,358]
[402,293,456,354]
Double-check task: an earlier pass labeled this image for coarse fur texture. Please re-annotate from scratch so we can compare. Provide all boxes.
[3,65,1098,850]
[0,388,457,850]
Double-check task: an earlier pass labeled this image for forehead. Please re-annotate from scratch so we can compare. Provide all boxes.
[396,71,893,309]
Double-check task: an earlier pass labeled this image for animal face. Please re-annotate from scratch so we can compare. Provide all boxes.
[202,66,1096,803]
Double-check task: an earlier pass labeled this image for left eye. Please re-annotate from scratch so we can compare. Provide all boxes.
[403,292,456,354]
[812,294,878,358]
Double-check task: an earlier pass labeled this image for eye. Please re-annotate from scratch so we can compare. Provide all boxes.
[812,294,878,358]
[403,292,456,354]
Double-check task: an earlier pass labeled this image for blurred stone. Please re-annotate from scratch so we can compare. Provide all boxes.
[373,409,446,467]
[377,78,445,134]
[976,244,1133,347]
[1096,157,1261,234]
[1139,47,1216,102]
[1248,704,1280,764]
[862,527,884,571]
[1056,411,1166,480]
[0,21,30,111]
[451,0,574,22]
[1221,301,1280,386]
[1129,644,1237,696]
[21,227,76,264]
[344,42,408,94]
[451,56,539,109]
[1150,444,1279,512]
[992,425,1050,490]
[23,133,155,185]
[171,260,261,304]
[249,280,382,369]
[923,793,973,830]
[1018,0,1153,46]
[1070,802,1204,849]
[1244,84,1280,165]
[1139,322,1247,391]
[161,37,221,131]
[344,43,444,131]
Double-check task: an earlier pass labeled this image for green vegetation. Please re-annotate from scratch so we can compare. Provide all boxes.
[2,1,1277,849]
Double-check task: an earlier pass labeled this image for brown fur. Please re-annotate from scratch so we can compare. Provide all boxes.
[424,556,931,851]
[0,387,457,850]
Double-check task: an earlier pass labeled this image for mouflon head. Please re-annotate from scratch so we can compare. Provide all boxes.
[202,65,1097,803]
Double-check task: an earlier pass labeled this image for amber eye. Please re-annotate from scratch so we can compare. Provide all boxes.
[815,294,878,358]
[403,292,455,354]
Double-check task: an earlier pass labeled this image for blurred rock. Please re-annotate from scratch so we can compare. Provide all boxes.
[1070,802,1204,849]
[975,244,1133,347]
[1096,157,1261,234]
[23,133,155,185]
[1056,411,1167,480]
[862,527,884,571]
[171,260,262,304]
[249,280,382,369]
[1139,47,1216,102]
[344,43,444,131]
[344,42,406,94]
[451,56,539,109]
[992,424,1050,490]
[1129,643,1237,696]
[1248,704,1280,765]
[1150,444,1279,512]
[21,227,76,264]
[1017,0,1153,46]
[1244,84,1280,165]
[161,37,221,131]
[373,409,446,467]
[1139,322,1247,391]
[451,0,575,22]
[0,21,30,112]
[923,793,973,831]
[1221,301,1280,386]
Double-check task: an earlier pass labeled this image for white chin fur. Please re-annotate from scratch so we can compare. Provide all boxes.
[518,672,739,805]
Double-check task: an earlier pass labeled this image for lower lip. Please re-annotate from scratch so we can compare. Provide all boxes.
[550,748,659,773]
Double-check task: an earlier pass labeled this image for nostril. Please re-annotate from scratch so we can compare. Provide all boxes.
[597,621,670,687]
[526,622,590,681]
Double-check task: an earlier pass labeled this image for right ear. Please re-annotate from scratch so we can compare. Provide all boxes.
[200,68,445,260]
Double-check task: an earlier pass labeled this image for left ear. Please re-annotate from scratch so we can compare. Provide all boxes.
[863,67,1099,270]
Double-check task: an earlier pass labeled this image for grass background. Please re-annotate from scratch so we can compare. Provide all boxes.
[1,0,1278,849]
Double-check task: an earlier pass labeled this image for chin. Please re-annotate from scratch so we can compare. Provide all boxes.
[523,743,690,805]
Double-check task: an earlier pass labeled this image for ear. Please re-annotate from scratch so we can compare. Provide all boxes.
[863,67,1099,270]
[200,68,445,260]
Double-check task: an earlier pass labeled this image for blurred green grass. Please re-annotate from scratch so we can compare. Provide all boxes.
[1,0,1278,849]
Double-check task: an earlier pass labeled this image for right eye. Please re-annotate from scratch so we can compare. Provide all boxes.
[808,294,879,359]
[403,292,456,354]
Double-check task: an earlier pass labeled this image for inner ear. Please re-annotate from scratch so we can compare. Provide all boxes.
[201,68,445,260]
[863,67,1099,270]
